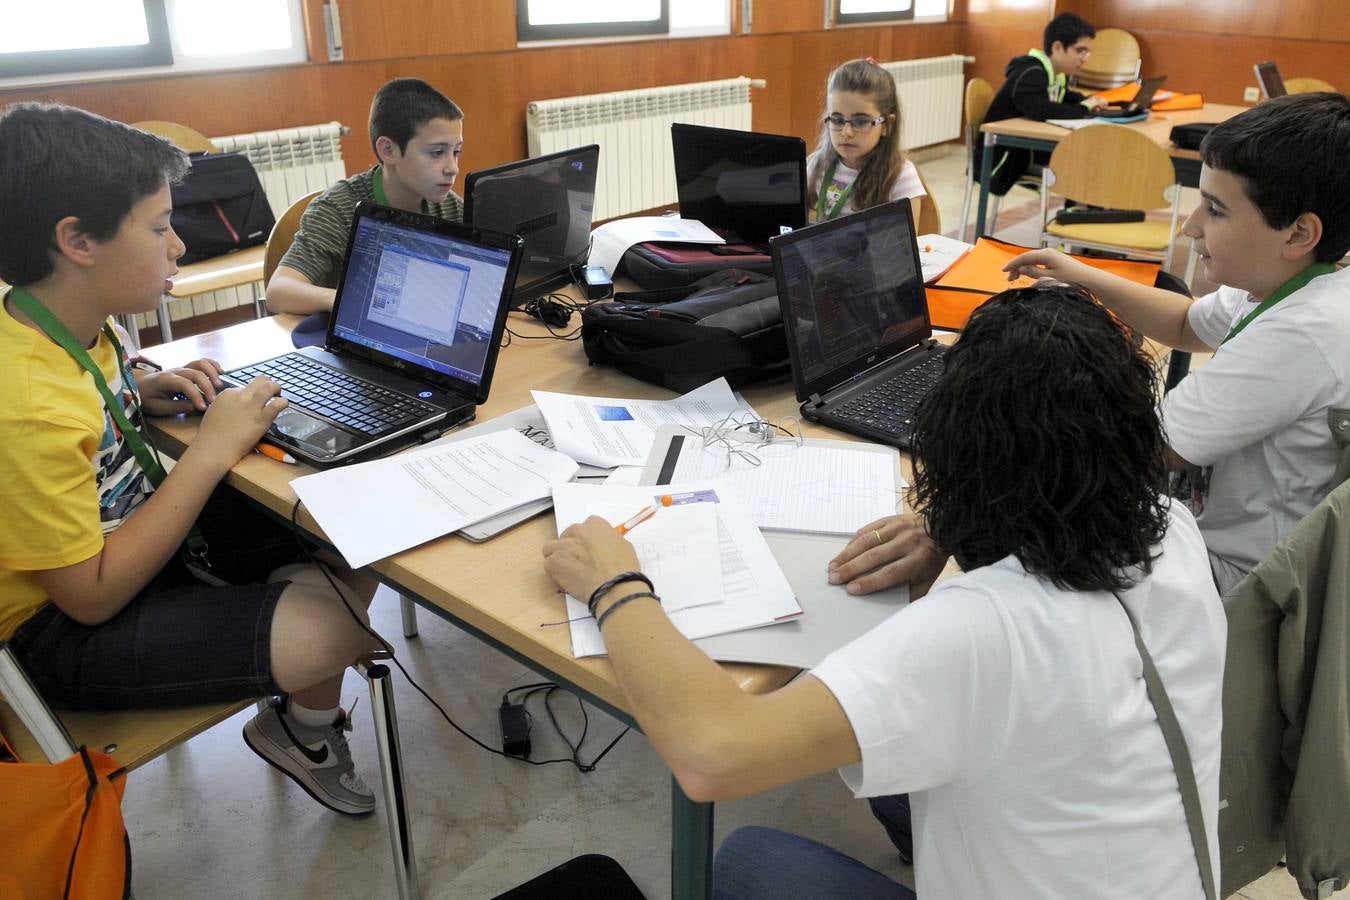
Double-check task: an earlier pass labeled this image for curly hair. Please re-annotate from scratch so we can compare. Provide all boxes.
[910,285,1170,593]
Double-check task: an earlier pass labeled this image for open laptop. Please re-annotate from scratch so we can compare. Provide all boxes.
[222,202,523,465]
[1094,75,1168,118]
[1254,61,1287,99]
[462,144,599,308]
[671,122,807,247]
[769,198,947,451]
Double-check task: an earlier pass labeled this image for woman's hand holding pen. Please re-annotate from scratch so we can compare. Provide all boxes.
[138,357,224,415]
[828,512,947,598]
[542,515,643,604]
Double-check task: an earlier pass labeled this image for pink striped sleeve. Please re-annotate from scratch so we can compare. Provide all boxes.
[888,160,927,201]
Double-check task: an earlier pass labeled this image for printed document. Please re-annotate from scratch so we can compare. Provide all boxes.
[532,377,757,468]
[553,481,802,658]
[293,429,579,568]
[587,216,724,276]
[577,499,722,614]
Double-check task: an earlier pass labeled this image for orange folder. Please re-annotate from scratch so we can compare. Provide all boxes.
[1092,83,1204,111]
[926,237,1161,331]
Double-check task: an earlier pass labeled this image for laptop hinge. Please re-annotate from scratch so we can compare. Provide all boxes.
[807,393,826,410]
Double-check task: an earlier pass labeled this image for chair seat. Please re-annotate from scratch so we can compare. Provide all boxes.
[1046,218,1179,251]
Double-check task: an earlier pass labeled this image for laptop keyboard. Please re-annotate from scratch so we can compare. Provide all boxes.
[230,353,439,437]
[832,351,947,440]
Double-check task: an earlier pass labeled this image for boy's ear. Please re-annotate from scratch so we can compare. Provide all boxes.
[1283,211,1324,262]
[52,216,98,269]
[374,135,398,164]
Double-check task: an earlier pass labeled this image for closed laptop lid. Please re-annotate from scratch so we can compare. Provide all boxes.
[1254,61,1287,99]
[770,198,930,404]
[326,202,523,404]
[462,144,599,305]
[671,123,807,245]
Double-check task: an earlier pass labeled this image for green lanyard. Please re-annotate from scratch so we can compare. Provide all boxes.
[1221,263,1335,346]
[815,159,856,222]
[7,287,209,560]
[372,164,389,206]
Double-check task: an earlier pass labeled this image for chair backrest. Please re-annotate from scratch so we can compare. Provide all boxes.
[914,164,942,236]
[132,120,219,154]
[1284,77,1338,94]
[1076,28,1142,90]
[263,190,322,288]
[965,78,995,140]
[1045,125,1176,210]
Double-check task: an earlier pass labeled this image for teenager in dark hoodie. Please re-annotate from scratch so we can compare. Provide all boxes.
[979,13,1108,195]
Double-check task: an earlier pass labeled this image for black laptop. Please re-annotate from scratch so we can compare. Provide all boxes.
[671,123,807,247]
[769,199,947,451]
[1254,61,1287,99]
[1094,75,1168,118]
[222,202,523,465]
[463,144,599,308]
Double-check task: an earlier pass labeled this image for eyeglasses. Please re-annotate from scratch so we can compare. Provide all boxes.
[1069,44,1092,57]
[824,114,887,133]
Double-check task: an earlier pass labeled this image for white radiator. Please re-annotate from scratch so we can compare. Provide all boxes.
[140,122,348,330]
[879,54,965,150]
[527,77,755,221]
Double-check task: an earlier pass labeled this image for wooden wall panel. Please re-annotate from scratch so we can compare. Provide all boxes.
[332,0,516,60]
[749,0,825,34]
[1068,0,1350,44]
[963,0,1054,89]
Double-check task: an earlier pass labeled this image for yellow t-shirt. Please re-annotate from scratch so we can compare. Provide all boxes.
[0,292,153,638]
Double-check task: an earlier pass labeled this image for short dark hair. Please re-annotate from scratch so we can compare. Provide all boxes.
[1200,93,1350,264]
[911,286,1170,594]
[1044,13,1095,54]
[368,78,463,155]
[0,102,187,286]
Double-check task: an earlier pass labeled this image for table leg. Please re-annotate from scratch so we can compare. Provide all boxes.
[671,776,714,899]
[974,132,996,239]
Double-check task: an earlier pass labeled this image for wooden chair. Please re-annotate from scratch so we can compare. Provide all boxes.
[914,165,942,236]
[261,190,322,316]
[1074,28,1142,91]
[1284,77,1338,94]
[0,641,421,898]
[131,120,219,154]
[1038,124,1185,269]
[958,78,1042,241]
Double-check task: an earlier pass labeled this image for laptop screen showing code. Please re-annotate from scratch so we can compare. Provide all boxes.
[776,207,927,388]
[332,216,512,386]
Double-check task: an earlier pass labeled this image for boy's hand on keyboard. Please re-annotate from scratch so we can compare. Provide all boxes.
[828,512,947,598]
[193,377,289,472]
[139,358,225,415]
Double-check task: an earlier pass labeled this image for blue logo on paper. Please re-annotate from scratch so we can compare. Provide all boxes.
[596,405,634,421]
[419,390,433,398]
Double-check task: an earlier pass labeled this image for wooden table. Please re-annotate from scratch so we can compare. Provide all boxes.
[142,310,919,899]
[973,103,1250,238]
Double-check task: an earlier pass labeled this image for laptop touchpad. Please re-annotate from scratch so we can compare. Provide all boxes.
[268,408,360,461]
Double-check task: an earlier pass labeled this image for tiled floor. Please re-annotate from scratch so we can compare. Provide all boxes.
[115,145,1336,899]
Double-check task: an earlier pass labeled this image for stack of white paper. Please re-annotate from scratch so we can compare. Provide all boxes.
[553,481,802,658]
[292,429,579,568]
[917,233,974,283]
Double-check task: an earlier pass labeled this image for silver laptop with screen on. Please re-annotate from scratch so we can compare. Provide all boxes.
[769,198,947,451]
[221,201,523,465]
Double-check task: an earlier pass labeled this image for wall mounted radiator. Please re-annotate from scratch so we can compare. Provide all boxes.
[527,77,755,221]
[137,122,348,331]
[879,54,966,150]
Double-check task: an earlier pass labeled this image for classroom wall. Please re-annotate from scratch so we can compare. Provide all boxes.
[0,0,962,178]
[1059,0,1348,106]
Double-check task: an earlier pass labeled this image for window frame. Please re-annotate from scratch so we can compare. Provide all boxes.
[515,0,671,43]
[832,0,917,27]
[0,0,173,79]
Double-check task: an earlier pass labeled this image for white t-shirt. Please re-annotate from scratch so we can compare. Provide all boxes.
[811,504,1224,900]
[1162,265,1350,591]
[809,157,925,220]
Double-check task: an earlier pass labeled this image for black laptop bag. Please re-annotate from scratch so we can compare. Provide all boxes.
[170,152,277,264]
[1169,122,1218,152]
[581,269,788,391]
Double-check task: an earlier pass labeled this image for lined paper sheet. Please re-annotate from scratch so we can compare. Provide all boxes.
[664,436,901,535]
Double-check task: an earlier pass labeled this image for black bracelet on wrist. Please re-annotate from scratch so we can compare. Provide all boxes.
[587,571,653,617]
[595,591,661,630]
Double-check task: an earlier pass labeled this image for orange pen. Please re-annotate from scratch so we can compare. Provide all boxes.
[614,505,656,536]
[255,442,299,465]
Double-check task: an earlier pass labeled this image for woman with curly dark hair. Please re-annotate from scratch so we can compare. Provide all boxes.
[542,285,1224,899]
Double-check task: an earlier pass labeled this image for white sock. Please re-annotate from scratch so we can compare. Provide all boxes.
[286,699,339,730]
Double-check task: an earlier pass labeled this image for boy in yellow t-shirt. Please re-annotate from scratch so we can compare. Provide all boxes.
[0,102,378,816]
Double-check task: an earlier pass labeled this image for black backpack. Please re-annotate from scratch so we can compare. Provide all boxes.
[581,269,788,392]
[170,152,276,263]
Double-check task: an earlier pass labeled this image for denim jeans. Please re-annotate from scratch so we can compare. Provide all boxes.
[869,794,914,863]
[712,826,916,900]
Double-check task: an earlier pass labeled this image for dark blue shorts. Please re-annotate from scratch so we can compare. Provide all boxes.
[9,488,308,710]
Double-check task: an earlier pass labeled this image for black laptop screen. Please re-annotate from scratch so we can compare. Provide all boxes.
[331,215,513,386]
[672,123,807,245]
[773,200,928,393]
[463,144,599,305]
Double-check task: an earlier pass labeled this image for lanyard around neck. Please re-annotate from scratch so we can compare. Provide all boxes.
[8,287,167,486]
[815,159,856,222]
[372,165,389,206]
[1221,263,1335,346]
